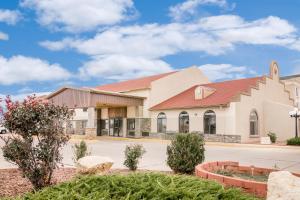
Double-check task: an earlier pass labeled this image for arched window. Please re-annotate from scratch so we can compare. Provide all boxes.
[250,111,259,135]
[179,111,189,133]
[204,110,216,134]
[157,113,167,133]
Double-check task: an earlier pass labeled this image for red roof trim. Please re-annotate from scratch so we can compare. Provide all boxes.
[150,76,264,110]
[95,71,177,92]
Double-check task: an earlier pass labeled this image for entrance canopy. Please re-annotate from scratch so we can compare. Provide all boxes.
[47,87,144,108]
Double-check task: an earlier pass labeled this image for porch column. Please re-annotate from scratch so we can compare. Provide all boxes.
[85,107,97,137]
[123,118,127,138]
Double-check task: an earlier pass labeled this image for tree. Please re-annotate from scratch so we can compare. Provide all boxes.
[0,95,72,190]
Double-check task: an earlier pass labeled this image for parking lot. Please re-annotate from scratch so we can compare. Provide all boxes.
[1,137,300,173]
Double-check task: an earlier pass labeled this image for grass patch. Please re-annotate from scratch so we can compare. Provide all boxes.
[8,173,260,200]
[215,170,269,182]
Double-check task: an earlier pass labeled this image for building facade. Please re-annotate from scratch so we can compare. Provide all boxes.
[47,61,297,143]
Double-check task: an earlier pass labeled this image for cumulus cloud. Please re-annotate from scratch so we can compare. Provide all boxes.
[0,32,8,40]
[0,55,71,85]
[21,0,136,32]
[169,0,233,21]
[0,9,21,25]
[198,64,257,81]
[79,55,172,80]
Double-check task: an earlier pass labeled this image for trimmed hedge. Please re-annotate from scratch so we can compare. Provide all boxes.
[287,137,300,146]
[11,173,259,200]
[167,133,205,174]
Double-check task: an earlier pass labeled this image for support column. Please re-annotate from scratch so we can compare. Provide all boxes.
[85,107,97,137]
[123,118,127,138]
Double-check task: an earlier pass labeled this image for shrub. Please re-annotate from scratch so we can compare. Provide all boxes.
[167,133,205,174]
[123,144,146,171]
[267,132,277,143]
[72,140,91,162]
[287,137,300,145]
[0,95,72,190]
[18,173,259,200]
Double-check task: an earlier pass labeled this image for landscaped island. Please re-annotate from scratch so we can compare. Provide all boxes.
[7,173,259,200]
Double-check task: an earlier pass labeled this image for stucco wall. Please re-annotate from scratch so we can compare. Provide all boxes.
[235,77,294,142]
[122,89,151,117]
[73,108,88,120]
[149,67,210,107]
[150,107,235,135]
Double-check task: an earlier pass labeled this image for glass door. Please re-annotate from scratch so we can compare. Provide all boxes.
[109,118,123,137]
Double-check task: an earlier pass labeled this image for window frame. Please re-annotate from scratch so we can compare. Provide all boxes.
[203,110,216,134]
[179,111,189,133]
[157,112,167,133]
[249,110,259,136]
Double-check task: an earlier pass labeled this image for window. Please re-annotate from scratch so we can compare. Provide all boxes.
[179,111,189,133]
[82,107,88,112]
[157,113,167,133]
[204,110,216,134]
[250,111,259,136]
[127,118,135,131]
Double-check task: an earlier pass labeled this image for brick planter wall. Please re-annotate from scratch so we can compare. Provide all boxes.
[195,161,300,198]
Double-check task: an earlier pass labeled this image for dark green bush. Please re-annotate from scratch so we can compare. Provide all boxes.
[167,133,205,174]
[287,137,300,145]
[72,140,91,162]
[123,144,146,171]
[267,132,277,143]
[15,173,259,200]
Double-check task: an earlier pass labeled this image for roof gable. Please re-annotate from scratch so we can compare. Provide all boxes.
[150,77,264,110]
[95,71,177,92]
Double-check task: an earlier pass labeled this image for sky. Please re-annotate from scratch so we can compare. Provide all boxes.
[1,0,300,100]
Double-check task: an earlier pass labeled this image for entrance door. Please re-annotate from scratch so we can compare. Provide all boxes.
[109,118,123,137]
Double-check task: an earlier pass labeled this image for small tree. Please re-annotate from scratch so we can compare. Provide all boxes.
[0,95,72,190]
[124,144,146,171]
[167,133,205,174]
[73,140,91,163]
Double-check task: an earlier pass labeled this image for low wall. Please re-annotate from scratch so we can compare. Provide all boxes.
[149,132,241,143]
[195,161,300,197]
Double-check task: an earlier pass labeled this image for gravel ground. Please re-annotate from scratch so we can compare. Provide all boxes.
[0,168,76,198]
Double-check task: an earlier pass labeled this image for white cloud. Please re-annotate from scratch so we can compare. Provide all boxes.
[0,55,71,85]
[198,64,257,81]
[169,0,233,21]
[0,32,8,40]
[79,55,172,80]
[21,0,136,32]
[0,91,51,108]
[0,9,21,25]
[39,14,300,80]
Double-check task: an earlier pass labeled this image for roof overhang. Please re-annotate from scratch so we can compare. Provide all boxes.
[46,87,145,108]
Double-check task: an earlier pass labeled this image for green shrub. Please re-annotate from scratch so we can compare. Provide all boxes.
[167,133,205,174]
[287,137,300,145]
[0,95,72,190]
[72,140,91,162]
[123,144,146,171]
[267,132,277,143]
[15,173,259,200]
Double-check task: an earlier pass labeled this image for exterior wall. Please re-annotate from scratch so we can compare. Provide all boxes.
[150,107,235,135]
[73,108,88,120]
[235,77,294,142]
[122,89,151,117]
[149,67,210,107]
[282,81,300,107]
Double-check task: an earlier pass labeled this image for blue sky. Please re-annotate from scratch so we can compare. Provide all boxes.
[1,0,300,99]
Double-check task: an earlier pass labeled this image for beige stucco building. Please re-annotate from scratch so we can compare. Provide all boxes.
[47,61,298,143]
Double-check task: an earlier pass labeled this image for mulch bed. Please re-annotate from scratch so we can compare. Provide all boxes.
[0,168,77,198]
[0,168,171,198]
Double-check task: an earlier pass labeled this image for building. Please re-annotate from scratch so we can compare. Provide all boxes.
[47,61,297,143]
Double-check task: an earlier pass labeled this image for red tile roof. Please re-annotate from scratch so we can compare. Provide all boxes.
[95,71,177,92]
[150,77,264,110]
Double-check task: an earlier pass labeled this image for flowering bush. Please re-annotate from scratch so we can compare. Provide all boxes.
[0,95,72,190]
